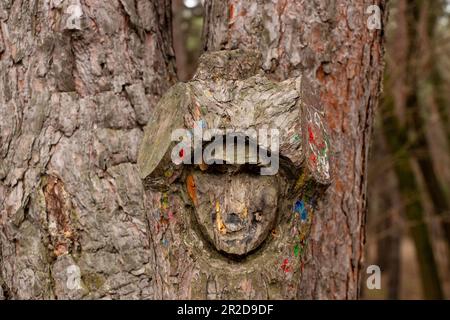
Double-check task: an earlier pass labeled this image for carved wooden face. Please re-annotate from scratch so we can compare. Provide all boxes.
[188,165,284,256]
[136,50,333,298]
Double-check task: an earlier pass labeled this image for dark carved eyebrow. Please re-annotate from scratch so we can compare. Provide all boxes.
[198,134,277,166]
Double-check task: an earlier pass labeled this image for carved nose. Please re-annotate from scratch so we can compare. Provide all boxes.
[222,212,245,232]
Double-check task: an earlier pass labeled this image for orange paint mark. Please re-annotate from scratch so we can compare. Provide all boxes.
[54,243,68,257]
[229,4,235,21]
[194,103,201,120]
[186,175,198,206]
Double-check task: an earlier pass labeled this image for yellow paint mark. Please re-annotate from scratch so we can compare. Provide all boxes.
[216,200,226,235]
[294,171,307,192]
[161,193,169,210]
[63,230,73,239]
[240,206,248,219]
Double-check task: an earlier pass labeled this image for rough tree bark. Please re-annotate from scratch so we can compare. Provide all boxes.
[0,0,175,299]
[201,0,386,299]
[1,0,386,300]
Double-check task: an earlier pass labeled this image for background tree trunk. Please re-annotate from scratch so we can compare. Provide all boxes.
[201,0,386,299]
[0,0,175,299]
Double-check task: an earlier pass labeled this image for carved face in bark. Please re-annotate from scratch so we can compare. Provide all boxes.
[190,167,282,256]
[137,50,332,285]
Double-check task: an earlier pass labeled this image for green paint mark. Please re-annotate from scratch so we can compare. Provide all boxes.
[294,244,299,257]
[292,134,300,143]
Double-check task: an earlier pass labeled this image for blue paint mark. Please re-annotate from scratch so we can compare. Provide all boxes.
[294,200,308,221]
[195,120,207,129]
[162,238,169,247]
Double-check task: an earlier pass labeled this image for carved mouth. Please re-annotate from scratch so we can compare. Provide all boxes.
[222,212,245,232]
[208,206,274,256]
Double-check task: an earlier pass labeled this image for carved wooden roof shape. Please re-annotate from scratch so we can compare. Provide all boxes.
[138,49,331,188]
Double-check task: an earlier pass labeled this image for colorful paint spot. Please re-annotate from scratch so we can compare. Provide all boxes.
[294,244,299,257]
[309,153,317,165]
[281,258,291,273]
[186,175,198,206]
[161,193,169,210]
[216,200,227,235]
[291,133,301,143]
[293,200,308,221]
[194,119,207,130]
[308,126,315,143]
[164,168,174,178]
[306,110,330,180]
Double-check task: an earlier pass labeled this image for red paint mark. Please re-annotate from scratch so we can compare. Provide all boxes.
[309,154,317,165]
[179,148,184,159]
[281,258,291,273]
[229,4,235,21]
[308,126,315,144]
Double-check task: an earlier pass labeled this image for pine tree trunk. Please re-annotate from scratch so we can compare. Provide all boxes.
[1,0,386,300]
[0,0,175,299]
[201,0,387,299]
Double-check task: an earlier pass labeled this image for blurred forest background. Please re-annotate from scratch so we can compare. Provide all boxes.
[172,0,450,299]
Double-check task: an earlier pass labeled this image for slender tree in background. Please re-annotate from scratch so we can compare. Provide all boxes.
[408,0,450,258]
[0,0,386,299]
[380,0,448,299]
[369,127,402,299]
